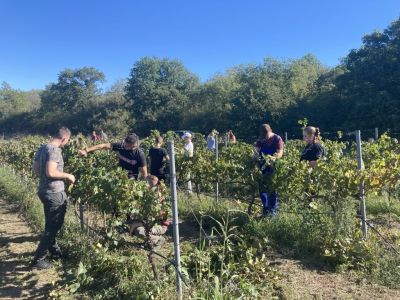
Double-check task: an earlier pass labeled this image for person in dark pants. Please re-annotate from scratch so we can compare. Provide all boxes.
[254,124,284,217]
[300,126,325,167]
[148,136,169,182]
[31,127,75,269]
[78,133,148,180]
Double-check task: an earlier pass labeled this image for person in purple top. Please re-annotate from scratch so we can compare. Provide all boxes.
[254,124,284,217]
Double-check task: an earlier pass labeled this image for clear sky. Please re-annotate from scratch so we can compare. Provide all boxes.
[0,0,399,91]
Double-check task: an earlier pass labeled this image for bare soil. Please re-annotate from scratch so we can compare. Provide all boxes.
[1,196,399,300]
[0,197,59,299]
[273,256,400,300]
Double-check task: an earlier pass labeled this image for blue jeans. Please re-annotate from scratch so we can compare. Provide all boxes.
[260,191,278,216]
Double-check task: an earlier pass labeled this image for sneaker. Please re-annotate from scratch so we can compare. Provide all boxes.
[31,259,53,269]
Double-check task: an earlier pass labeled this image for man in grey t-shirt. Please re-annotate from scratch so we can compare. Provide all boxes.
[31,127,75,269]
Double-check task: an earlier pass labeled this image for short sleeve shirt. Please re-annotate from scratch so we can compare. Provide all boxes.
[300,142,325,162]
[184,142,194,157]
[111,142,147,179]
[207,136,216,150]
[255,134,284,156]
[149,147,168,175]
[255,134,284,175]
[34,144,65,194]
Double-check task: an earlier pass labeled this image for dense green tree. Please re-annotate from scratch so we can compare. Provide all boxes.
[184,70,241,133]
[229,56,325,137]
[89,80,133,138]
[91,108,133,138]
[36,67,105,132]
[337,18,400,130]
[40,67,105,113]
[125,57,200,134]
[0,82,40,121]
[2,17,400,138]
[298,17,400,133]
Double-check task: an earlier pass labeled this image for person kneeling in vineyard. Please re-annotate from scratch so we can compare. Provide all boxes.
[300,126,325,167]
[254,124,284,217]
[78,133,148,180]
[128,175,171,249]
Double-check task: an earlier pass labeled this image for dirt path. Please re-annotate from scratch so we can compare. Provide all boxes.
[272,257,400,300]
[0,197,59,299]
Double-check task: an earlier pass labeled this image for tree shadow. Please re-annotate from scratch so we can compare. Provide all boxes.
[0,232,38,244]
[165,219,201,242]
[0,258,54,299]
[0,200,54,299]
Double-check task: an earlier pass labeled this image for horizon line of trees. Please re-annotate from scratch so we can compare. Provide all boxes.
[1,17,399,140]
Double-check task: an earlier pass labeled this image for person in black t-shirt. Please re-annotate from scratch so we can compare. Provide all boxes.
[78,133,148,180]
[300,126,325,167]
[148,136,170,181]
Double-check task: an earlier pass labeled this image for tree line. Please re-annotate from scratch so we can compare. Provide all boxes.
[1,17,399,139]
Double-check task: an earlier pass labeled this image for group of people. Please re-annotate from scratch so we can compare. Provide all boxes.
[29,124,324,269]
[90,129,108,142]
[206,129,236,151]
[255,124,325,217]
[30,129,172,269]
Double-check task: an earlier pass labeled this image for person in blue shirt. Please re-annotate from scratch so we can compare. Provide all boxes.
[254,124,284,217]
[207,129,218,151]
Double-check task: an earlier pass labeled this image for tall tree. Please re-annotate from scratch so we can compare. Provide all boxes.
[185,70,241,133]
[125,57,200,134]
[0,82,40,121]
[336,18,400,129]
[38,67,105,131]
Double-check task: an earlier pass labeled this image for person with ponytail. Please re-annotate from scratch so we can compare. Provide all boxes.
[300,126,325,167]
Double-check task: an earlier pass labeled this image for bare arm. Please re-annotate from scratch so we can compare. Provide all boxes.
[275,148,283,159]
[79,143,112,156]
[308,160,318,168]
[46,161,75,183]
[139,166,148,178]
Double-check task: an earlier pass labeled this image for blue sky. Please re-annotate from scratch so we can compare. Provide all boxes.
[0,0,399,91]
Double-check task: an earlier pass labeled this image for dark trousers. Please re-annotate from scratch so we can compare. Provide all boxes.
[260,192,278,216]
[259,171,278,216]
[33,191,67,261]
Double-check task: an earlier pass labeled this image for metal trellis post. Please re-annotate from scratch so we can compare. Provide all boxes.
[168,141,183,300]
[356,130,368,239]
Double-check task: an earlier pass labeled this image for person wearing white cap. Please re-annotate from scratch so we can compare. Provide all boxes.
[182,132,193,193]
